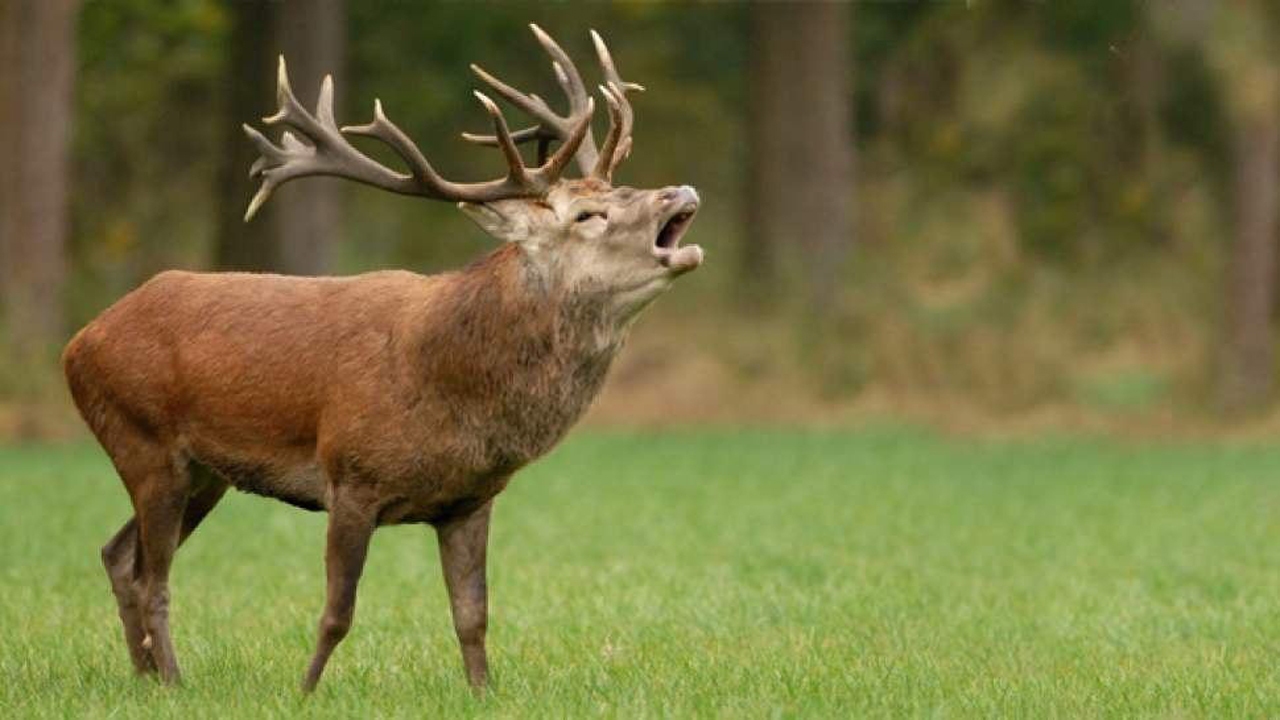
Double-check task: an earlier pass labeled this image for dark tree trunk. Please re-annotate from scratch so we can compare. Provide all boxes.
[214,0,280,271]
[744,2,855,312]
[1219,108,1280,414]
[0,0,13,319]
[273,0,345,276]
[0,0,78,356]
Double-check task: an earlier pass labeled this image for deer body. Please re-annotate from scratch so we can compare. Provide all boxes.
[68,245,618,522]
[65,25,702,692]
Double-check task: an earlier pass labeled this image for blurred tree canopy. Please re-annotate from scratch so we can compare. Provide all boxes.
[4,0,1280,433]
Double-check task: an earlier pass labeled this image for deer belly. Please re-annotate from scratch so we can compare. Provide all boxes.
[192,450,326,512]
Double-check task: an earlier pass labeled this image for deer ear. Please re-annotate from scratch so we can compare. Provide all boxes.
[457,202,525,243]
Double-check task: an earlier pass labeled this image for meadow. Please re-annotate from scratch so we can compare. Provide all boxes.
[1,428,1277,718]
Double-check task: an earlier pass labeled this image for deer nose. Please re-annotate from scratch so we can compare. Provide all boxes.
[660,185,700,208]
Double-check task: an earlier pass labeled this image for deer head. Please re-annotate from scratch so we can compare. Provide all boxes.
[243,25,703,314]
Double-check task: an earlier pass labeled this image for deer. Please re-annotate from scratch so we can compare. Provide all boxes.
[61,24,702,692]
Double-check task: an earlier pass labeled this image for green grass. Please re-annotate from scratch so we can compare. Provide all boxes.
[2,428,1278,717]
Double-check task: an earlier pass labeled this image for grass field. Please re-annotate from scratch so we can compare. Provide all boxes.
[1,428,1278,717]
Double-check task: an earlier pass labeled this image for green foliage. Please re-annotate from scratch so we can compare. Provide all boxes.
[1161,47,1230,175]
[1028,0,1137,60]
[72,0,226,324]
[863,3,1183,264]
[4,430,1280,716]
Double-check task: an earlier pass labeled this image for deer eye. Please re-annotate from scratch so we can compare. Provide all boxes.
[575,210,606,223]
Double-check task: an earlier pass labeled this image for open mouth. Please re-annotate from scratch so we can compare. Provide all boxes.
[653,202,704,274]
[656,210,695,251]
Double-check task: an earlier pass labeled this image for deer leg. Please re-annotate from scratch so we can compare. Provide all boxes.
[437,501,493,690]
[101,518,156,675]
[94,416,192,685]
[301,501,376,692]
[133,470,191,685]
[101,472,227,677]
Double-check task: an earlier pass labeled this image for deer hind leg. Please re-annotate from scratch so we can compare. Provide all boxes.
[101,469,227,677]
[132,468,192,685]
[93,420,193,686]
[101,518,155,675]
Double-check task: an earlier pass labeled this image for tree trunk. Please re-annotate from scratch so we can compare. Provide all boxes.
[0,0,78,357]
[744,2,855,312]
[1219,108,1280,413]
[1206,2,1280,415]
[273,0,345,276]
[214,0,280,271]
[0,0,13,322]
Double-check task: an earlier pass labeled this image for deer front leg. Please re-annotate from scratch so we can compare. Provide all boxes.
[436,501,493,690]
[302,499,376,693]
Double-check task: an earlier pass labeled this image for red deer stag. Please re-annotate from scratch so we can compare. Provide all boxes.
[62,25,702,691]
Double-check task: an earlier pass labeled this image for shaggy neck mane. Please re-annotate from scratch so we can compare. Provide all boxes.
[416,244,624,398]
[409,243,627,467]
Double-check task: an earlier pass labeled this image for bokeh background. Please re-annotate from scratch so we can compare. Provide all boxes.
[8,4,1280,716]
[3,0,1280,438]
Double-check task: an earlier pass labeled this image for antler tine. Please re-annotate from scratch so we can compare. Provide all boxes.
[471,90,529,184]
[463,125,544,145]
[529,24,590,116]
[588,30,641,180]
[589,29,645,95]
[594,84,624,181]
[315,72,337,127]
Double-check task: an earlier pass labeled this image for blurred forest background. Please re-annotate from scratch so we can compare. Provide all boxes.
[3,0,1280,438]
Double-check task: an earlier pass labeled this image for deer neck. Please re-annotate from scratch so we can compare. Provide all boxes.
[418,244,629,404]
[410,244,629,467]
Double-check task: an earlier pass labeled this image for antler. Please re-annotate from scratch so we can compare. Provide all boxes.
[464,24,643,182]
[242,56,593,221]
